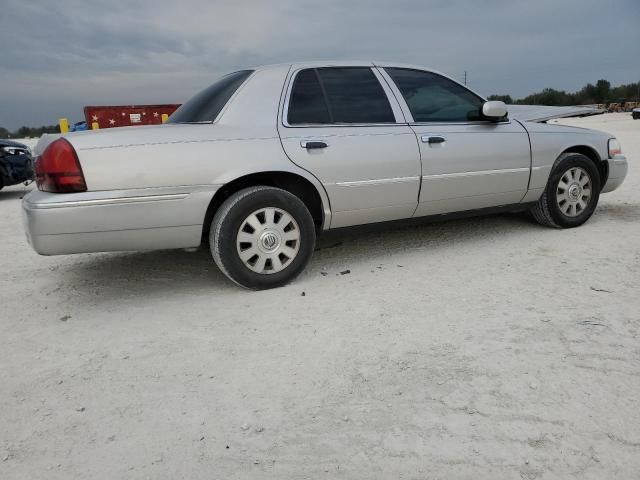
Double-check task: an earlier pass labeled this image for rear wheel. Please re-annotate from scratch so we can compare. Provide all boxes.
[210,186,316,289]
[530,152,600,228]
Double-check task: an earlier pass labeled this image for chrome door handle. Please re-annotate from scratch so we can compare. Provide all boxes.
[300,140,328,149]
[421,135,446,144]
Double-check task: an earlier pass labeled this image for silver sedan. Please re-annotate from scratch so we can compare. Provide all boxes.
[23,61,628,289]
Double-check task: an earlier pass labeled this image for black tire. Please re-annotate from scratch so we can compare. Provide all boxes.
[210,186,316,289]
[530,152,601,228]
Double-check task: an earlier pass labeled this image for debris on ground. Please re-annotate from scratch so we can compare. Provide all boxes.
[577,320,607,327]
[590,287,612,293]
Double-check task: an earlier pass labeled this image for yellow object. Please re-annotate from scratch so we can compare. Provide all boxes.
[161,113,169,123]
[58,118,69,133]
[91,122,99,130]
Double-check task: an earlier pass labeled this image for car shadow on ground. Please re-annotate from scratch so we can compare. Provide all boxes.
[62,248,239,303]
[59,211,537,304]
[312,211,538,266]
[594,202,640,222]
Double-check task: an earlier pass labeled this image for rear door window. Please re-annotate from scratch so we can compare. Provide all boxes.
[287,67,395,125]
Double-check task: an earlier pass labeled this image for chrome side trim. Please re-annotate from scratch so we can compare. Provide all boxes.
[411,121,512,126]
[334,176,417,187]
[282,123,407,129]
[422,167,529,180]
[29,193,188,209]
[36,223,201,236]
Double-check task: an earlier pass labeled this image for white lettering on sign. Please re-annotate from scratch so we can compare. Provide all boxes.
[130,113,142,123]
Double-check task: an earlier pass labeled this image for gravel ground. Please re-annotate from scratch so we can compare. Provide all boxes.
[1,113,638,479]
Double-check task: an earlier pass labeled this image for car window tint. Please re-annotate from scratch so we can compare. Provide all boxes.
[168,70,253,123]
[287,69,331,125]
[317,68,394,123]
[287,67,395,124]
[385,68,484,122]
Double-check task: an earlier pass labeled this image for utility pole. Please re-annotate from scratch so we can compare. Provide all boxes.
[464,71,467,86]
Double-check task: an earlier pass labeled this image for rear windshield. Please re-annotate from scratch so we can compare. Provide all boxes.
[168,70,253,123]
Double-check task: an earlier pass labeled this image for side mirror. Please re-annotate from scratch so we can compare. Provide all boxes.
[482,101,507,119]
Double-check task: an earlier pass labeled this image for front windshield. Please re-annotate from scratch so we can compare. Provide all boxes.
[167,70,253,124]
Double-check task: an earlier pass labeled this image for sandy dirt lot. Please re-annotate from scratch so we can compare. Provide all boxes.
[1,114,638,479]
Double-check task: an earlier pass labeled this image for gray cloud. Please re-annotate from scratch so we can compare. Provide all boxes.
[1,0,638,129]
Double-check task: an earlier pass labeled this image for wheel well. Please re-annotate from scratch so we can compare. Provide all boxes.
[562,145,608,188]
[201,171,325,242]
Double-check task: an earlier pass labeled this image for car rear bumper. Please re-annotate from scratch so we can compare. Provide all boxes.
[602,154,628,194]
[22,186,218,255]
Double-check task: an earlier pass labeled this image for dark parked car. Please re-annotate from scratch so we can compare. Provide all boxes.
[632,108,640,120]
[0,140,34,190]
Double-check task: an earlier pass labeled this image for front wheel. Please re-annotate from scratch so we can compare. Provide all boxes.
[530,152,601,228]
[210,186,316,289]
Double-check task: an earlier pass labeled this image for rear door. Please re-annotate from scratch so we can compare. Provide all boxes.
[278,66,421,228]
[381,67,531,217]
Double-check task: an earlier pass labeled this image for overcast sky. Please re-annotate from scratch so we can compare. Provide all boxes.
[1,0,638,129]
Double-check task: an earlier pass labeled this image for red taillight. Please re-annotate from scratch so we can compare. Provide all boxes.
[35,138,87,193]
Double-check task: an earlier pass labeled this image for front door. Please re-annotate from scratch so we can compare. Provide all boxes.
[381,67,531,217]
[278,66,421,228]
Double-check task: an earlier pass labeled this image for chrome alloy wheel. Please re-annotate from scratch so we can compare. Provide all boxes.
[236,207,301,274]
[556,166,592,217]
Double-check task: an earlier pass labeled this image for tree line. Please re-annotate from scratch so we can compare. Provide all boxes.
[0,125,60,140]
[488,79,640,106]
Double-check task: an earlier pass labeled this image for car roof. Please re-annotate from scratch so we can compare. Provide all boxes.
[251,60,446,73]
